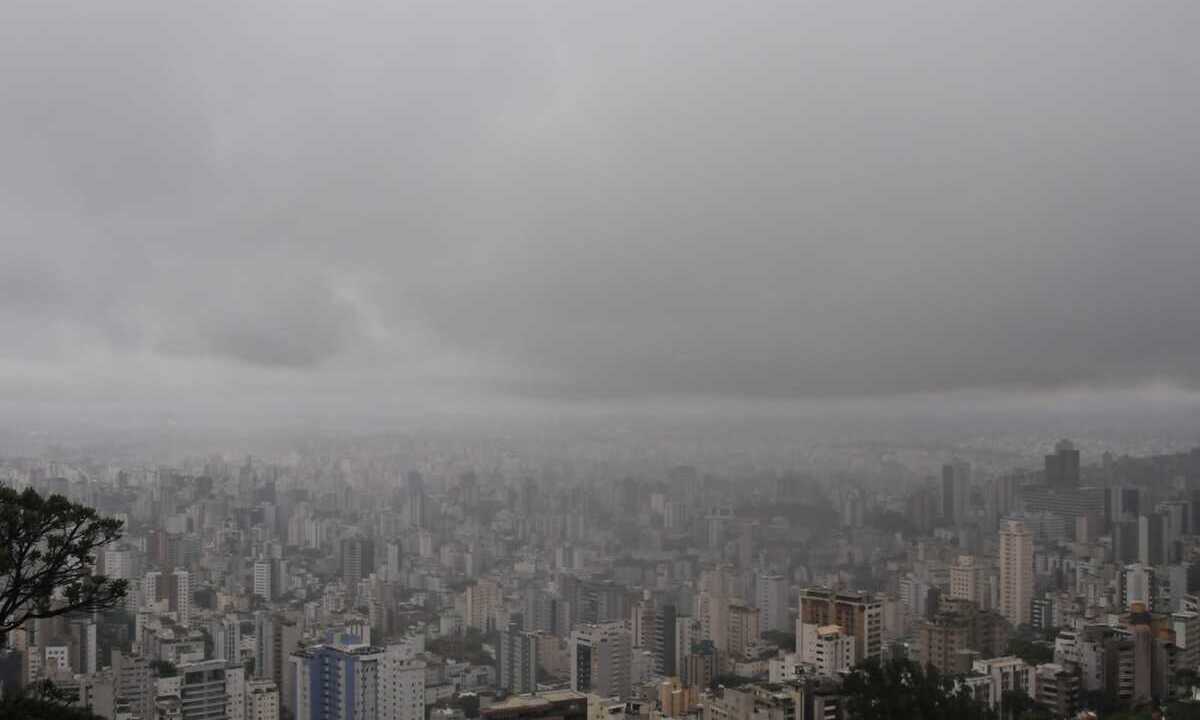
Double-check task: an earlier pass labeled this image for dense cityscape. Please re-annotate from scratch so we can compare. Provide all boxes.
[4,435,1200,719]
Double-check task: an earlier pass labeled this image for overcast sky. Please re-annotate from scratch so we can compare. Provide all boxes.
[3,0,1200,432]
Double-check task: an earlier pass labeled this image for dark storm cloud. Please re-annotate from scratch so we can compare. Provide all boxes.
[2,0,1200,423]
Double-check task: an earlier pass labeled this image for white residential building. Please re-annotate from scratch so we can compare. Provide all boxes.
[999,521,1033,626]
[246,679,280,720]
[254,561,273,601]
[972,656,1034,709]
[755,573,790,634]
[173,569,191,626]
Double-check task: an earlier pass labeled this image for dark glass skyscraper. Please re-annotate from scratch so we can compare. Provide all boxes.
[341,537,375,585]
[1045,439,1081,488]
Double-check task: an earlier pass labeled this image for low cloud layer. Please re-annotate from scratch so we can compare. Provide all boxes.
[3,0,1200,428]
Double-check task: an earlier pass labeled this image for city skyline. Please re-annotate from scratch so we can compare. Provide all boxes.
[5,1,1200,718]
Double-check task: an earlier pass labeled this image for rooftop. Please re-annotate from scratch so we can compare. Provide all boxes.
[485,690,588,712]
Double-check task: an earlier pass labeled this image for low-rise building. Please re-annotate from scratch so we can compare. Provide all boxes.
[482,690,589,720]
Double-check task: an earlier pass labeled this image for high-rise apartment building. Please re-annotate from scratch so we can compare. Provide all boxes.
[949,555,986,608]
[1173,611,1200,673]
[246,679,280,720]
[522,587,559,635]
[111,651,155,720]
[810,625,855,676]
[254,560,273,601]
[378,648,425,720]
[754,572,790,634]
[341,537,375,586]
[630,598,656,649]
[941,461,970,525]
[292,644,379,720]
[103,545,137,581]
[465,577,503,632]
[653,603,678,677]
[999,520,1033,626]
[797,588,882,663]
[972,657,1034,709]
[385,541,402,581]
[143,571,160,611]
[1033,663,1080,718]
[917,599,1009,674]
[212,615,242,665]
[176,659,233,720]
[1138,513,1168,566]
[255,611,300,711]
[292,643,424,720]
[226,662,246,720]
[680,641,719,691]
[405,471,428,530]
[1114,519,1140,563]
[696,591,725,652]
[570,623,632,700]
[173,569,191,626]
[726,603,761,660]
[253,559,274,600]
[987,474,1019,529]
[1108,487,1141,524]
[675,616,701,671]
[254,612,276,680]
[498,625,539,694]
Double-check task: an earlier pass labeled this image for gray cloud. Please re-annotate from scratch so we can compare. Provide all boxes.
[2,0,1200,427]
[144,270,364,368]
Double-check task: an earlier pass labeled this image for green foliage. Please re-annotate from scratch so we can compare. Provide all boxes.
[712,673,753,689]
[0,486,128,634]
[464,627,485,652]
[1005,637,1053,667]
[0,680,106,719]
[999,690,1053,720]
[1166,701,1200,719]
[763,630,795,652]
[457,693,481,719]
[429,628,492,666]
[841,658,997,720]
[150,659,178,678]
[1078,688,1119,716]
[1175,668,1198,690]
